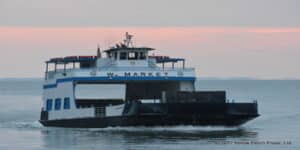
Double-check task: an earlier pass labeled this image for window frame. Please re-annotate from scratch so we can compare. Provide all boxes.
[114,52,118,60]
[63,97,71,109]
[54,98,62,110]
[128,52,138,60]
[139,52,146,60]
[120,52,127,60]
[46,99,53,111]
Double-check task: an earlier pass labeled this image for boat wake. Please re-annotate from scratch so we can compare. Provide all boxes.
[88,125,241,133]
[85,126,256,139]
[0,120,42,129]
[0,120,258,138]
[0,120,244,132]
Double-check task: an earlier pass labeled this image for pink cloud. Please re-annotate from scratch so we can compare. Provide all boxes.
[0,27,299,78]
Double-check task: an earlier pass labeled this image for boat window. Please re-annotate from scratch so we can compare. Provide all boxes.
[114,52,118,60]
[120,52,127,60]
[63,97,70,109]
[107,52,112,58]
[55,98,61,110]
[46,99,53,111]
[139,52,146,60]
[128,52,138,60]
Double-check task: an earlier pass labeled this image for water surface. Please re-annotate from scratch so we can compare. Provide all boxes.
[0,79,299,149]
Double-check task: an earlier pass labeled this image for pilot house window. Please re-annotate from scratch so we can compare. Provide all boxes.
[139,52,146,59]
[128,52,138,60]
[114,52,118,60]
[120,52,127,60]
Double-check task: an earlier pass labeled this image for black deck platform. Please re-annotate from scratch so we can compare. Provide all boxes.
[40,102,259,128]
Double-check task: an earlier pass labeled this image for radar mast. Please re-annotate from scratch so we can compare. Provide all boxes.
[123,32,134,47]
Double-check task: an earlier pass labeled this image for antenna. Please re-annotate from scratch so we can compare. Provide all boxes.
[123,32,133,47]
[97,44,101,58]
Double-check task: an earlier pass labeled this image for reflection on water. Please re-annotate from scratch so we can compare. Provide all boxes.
[40,126,258,149]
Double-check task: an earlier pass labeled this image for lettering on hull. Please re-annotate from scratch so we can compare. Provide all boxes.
[106,72,176,77]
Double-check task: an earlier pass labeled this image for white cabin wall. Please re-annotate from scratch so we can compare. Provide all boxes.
[48,108,94,120]
[43,82,76,111]
[44,81,87,120]
[96,58,112,68]
[75,84,126,100]
[116,60,149,67]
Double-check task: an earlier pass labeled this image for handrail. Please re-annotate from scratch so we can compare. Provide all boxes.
[47,66,195,73]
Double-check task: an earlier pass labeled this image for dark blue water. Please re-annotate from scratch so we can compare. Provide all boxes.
[0,79,299,150]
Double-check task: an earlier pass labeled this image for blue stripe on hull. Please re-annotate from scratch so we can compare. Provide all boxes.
[43,76,196,89]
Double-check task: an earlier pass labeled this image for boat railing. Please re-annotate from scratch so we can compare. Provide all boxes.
[46,71,55,80]
[45,65,194,80]
[47,66,194,74]
[158,67,194,71]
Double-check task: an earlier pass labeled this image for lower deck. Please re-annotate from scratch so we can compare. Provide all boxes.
[42,80,196,117]
[41,79,259,127]
[40,102,259,128]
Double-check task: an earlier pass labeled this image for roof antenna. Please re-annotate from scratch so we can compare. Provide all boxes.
[97,44,101,58]
[124,32,133,47]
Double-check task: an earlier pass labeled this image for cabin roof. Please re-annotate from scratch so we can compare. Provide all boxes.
[103,47,154,53]
[46,56,97,64]
[149,56,185,63]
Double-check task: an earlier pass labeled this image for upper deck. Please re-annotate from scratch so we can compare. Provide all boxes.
[44,33,196,87]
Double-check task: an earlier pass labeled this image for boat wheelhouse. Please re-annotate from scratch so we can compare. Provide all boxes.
[40,33,259,128]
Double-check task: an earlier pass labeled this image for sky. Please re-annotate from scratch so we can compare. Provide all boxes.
[0,0,300,79]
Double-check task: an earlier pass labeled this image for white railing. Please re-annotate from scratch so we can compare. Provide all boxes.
[45,63,195,80]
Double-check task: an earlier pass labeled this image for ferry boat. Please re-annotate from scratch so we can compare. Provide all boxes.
[39,33,259,128]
